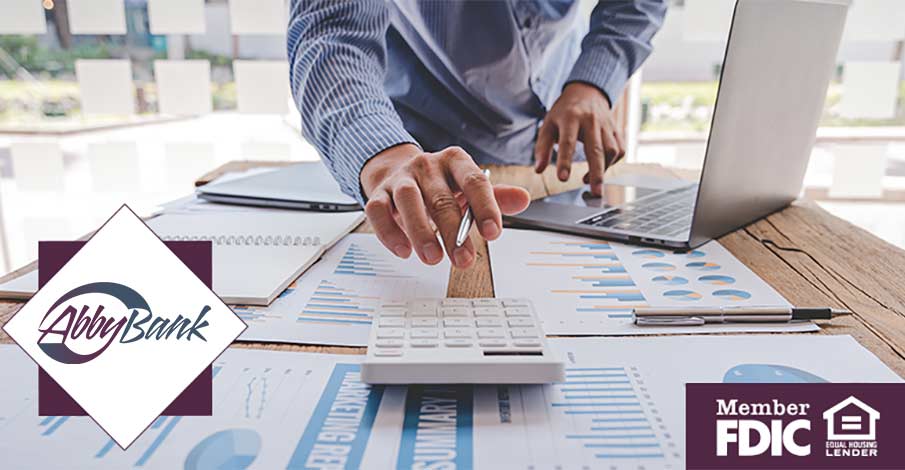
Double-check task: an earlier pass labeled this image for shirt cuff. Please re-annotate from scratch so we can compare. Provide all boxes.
[566,50,629,106]
[330,113,419,206]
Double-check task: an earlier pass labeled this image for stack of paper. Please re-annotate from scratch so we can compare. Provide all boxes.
[0,335,897,468]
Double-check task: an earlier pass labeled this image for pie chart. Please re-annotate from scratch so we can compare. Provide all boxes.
[184,429,261,470]
[687,261,720,271]
[663,290,703,301]
[723,364,827,383]
[651,275,688,285]
[642,262,676,272]
[698,275,735,285]
[712,289,752,301]
[686,250,706,258]
[632,249,665,259]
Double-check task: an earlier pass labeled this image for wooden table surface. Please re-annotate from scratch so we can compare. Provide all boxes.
[2,160,904,377]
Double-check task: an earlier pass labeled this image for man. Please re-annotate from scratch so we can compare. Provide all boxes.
[288,0,667,269]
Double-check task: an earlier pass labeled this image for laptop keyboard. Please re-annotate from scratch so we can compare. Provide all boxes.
[579,185,697,238]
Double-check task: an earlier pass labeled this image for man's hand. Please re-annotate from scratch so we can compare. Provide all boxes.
[534,82,626,196]
[360,144,531,269]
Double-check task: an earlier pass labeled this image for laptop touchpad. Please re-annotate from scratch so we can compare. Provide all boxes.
[541,184,661,209]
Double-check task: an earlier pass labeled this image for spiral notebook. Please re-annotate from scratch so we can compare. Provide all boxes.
[0,210,364,305]
[145,210,364,305]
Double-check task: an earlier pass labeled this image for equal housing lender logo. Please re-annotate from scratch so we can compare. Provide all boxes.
[2,206,246,448]
[686,383,905,469]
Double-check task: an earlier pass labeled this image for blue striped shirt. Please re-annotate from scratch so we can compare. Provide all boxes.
[288,0,667,204]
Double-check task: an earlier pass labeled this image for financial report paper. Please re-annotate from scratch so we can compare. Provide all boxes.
[234,233,450,346]
[491,229,817,335]
[0,335,897,469]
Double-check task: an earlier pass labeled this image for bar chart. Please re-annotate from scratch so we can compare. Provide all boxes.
[552,366,676,462]
[334,242,409,278]
[296,279,376,326]
[481,342,684,469]
[230,234,450,346]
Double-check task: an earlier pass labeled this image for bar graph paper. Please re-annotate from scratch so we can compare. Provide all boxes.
[233,234,450,346]
[492,229,813,335]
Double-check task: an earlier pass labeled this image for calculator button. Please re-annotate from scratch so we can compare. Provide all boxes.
[507,318,535,328]
[514,339,542,348]
[477,328,505,338]
[410,310,438,318]
[443,318,472,327]
[473,299,503,307]
[473,307,501,317]
[411,318,438,327]
[476,318,504,327]
[375,339,403,348]
[504,308,531,317]
[374,349,403,357]
[441,298,472,307]
[410,300,440,310]
[479,339,508,348]
[378,318,406,327]
[376,328,405,339]
[444,328,473,339]
[410,328,439,339]
[502,299,530,307]
[410,339,439,348]
[445,339,473,347]
[440,307,469,317]
[509,328,540,338]
[379,308,406,317]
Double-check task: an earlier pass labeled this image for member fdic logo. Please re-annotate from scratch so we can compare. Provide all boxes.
[3,206,246,448]
[686,383,905,469]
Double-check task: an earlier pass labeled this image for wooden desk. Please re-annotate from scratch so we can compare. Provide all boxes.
[3,161,905,377]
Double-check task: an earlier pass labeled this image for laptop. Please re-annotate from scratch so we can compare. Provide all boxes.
[197,161,361,212]
[506,0,849,250]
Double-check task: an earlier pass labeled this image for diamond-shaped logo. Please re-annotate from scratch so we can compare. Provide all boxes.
[2,206,246,448]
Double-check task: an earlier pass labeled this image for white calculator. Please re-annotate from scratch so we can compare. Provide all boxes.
[361,298,564,384]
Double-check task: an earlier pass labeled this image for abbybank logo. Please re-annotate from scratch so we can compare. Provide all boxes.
[38,282,209,364]
[687,383,905,469]
[3,206,245,449]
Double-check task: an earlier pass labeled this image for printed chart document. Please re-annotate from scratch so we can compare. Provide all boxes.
[0,335,898,469]
[233,233,451,346]
[491,229,816,335]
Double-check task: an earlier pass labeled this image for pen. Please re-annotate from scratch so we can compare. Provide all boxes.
[455,169,491,247]
[632,306,851,326]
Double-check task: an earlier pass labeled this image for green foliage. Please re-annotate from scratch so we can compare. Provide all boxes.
[185,49,233,68]
[0,35,114,77]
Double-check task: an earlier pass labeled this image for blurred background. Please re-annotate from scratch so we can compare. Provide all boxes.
[0,0,902,275]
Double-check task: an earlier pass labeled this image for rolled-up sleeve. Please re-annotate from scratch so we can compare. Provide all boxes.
[567,0,668,105]
[287,0,418,204]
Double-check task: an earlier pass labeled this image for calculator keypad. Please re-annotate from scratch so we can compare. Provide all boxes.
[369,298,548,358]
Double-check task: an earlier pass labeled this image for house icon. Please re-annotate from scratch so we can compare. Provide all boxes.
[822,396,880,441]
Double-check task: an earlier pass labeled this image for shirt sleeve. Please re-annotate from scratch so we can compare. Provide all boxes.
[287,0,419,204]
[566,0,668,105]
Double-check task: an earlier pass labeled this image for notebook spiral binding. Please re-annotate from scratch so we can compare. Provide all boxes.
[160,234,322,247]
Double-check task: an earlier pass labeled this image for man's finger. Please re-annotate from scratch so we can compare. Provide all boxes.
[602,124,621,169]
[447,151,502,243]
[416,162,470,267]
[364,190,412,258]
[613,129,627,166]
[534,121,556,173]
[582,121,605,196]
[555,121,579,181]
[392,179,444,265]
[492,185,531,215]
